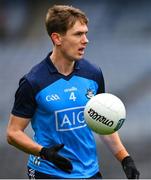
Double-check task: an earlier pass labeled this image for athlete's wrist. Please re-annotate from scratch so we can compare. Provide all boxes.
[115,149,129,162]
[39,147,48,159]
[32,144,43,156]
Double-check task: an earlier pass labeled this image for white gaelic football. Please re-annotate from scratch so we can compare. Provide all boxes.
[84,93,126,135]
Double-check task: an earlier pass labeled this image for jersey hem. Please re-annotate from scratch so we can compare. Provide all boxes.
[27,162,99,178]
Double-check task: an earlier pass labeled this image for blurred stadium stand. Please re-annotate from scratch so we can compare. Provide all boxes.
[0,0,151,178]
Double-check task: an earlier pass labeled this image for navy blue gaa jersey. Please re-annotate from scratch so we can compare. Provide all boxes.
[12,52,105,178]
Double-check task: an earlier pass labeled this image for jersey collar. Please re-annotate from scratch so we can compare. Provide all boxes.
[45,52,80,74]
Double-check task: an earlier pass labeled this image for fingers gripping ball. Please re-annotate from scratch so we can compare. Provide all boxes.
[84,93,126,135]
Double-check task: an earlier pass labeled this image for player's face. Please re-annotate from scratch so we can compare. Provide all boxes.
[60,20,89,61]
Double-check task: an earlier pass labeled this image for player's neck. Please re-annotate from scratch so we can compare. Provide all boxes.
[50,50,75,76]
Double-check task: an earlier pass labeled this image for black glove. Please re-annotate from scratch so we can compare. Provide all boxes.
[122,156,140,179]
[40,144,73,173]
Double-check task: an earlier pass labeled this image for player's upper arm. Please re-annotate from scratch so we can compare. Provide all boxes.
[12,77,37,118]
[95,67,105,94]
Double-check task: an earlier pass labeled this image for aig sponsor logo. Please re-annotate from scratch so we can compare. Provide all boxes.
[55,106,86,131]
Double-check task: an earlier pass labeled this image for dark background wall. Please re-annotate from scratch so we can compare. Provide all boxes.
[0,0,151,178]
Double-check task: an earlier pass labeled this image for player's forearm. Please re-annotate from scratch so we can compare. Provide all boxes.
[7,129,42,156]
[100,132,129,161]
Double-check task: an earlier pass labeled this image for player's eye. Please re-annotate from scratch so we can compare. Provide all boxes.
[75,32,83,36]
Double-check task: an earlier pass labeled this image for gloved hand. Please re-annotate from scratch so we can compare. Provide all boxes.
[40,144,73,173]
[122,156,140,179]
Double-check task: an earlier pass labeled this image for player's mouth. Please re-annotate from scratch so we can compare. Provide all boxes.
[78,47,85,55]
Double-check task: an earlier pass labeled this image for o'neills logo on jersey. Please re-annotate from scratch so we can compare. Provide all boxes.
[55,106,86,131]
[88,108,114,127]
[64,86,77,92]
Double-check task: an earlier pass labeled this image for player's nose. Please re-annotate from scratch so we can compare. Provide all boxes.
[81,34,89,44]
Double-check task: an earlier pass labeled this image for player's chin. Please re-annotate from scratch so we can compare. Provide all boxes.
[75,54,84,60]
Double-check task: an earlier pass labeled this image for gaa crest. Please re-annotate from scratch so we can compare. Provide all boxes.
[85,89,95,99]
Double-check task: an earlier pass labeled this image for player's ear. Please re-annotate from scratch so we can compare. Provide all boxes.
[51,33,62,45]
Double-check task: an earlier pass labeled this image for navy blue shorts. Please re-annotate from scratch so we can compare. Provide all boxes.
[27,166,102,179]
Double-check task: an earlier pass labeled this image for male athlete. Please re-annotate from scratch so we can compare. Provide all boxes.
[7,5,140,179]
